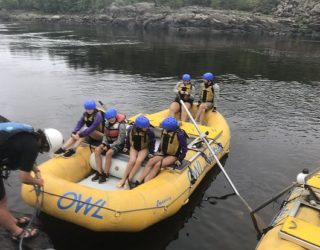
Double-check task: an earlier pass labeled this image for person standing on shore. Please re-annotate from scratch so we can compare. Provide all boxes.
[0,115,63,241]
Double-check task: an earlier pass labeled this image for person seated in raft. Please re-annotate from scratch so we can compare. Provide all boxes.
[169,74,194,122]
[118,115,155,189]
[194,72,220,125]
[54,100,105,157]
[136,116,188,185]
[92,108,126,184]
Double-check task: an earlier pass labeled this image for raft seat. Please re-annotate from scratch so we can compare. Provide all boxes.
[280,215,320,250]
[78,129,199,191]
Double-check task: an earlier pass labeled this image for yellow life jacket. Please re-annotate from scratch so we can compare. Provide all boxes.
[159,129,180,156]
[83,109,104,133]
[129,127,149,151]
[178,82,192,96]
[200,83,214,103]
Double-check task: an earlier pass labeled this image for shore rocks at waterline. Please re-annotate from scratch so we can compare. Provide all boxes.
[0,1,319,37]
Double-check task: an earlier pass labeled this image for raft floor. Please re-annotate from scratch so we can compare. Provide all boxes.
[79,174,122,191]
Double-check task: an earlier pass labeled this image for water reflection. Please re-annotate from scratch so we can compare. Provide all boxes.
[1,22,320,81]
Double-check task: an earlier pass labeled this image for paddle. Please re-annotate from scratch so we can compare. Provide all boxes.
[179,99,264,236]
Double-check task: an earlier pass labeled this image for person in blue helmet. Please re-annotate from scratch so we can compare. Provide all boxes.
[54,100,105,157]
[195,72,220,125]
[169,73,194,122]
[118,115,155,189]
[92,108,126,183]
[136,116,188,184]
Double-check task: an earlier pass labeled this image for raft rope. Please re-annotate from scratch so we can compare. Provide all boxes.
[40,183,192,214]
[34,147,215,217]
[19,185,43,250]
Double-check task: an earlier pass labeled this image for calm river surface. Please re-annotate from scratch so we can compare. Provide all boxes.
[1,22,320,250]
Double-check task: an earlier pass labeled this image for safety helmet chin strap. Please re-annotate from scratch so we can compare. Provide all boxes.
[35,129,50,153]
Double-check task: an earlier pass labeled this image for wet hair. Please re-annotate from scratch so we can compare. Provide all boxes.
[36,129,50,153]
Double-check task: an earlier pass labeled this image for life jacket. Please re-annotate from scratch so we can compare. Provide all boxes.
[129,127,149,151]
[0,121,35,147]
[104,114,126,142]
[200,82,214,103]
[177,82,192,100]
[159,129,182,157]
[83,108,105,132]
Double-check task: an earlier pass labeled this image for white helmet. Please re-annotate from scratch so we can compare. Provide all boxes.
[44,128,64,153]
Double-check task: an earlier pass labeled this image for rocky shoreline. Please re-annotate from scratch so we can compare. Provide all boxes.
[0,1,319,37]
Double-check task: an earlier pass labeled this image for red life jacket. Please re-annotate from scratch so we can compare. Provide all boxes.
[104,114,126,142]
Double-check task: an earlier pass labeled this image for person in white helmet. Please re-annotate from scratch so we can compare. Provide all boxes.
[0,115,63,241]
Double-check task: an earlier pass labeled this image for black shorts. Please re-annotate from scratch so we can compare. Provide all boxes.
[174,96,193,106]
[0,175,5,200]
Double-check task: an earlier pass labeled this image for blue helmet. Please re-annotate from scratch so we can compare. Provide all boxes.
[105,108,117,120]
[182,74,191,81]
[135,115,150,129]
[84,100,96,110]
[161,117,179,131]
[203,72,215,81]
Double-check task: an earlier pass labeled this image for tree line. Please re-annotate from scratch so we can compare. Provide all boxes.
[0,0,280,14]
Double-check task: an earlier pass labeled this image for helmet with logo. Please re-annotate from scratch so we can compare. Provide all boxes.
[84,100,96,110]
[105,108,117,120]
[135,115,150,129]
[182,74,191,81]
[202,72,215,81]
[161,117,179,131]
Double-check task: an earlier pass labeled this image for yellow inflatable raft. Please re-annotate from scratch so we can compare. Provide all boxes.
[256,169,320,250]
[21,107,230,232]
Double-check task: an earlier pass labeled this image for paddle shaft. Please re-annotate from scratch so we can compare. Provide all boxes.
[179,99,253,211]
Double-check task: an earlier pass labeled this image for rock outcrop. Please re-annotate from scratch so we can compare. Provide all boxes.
[0,1,319,37]
[275,0,320,34]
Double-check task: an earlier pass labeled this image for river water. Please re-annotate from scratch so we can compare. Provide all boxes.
[1,22,320,250]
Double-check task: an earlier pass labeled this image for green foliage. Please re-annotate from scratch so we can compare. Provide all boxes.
[255,0,279,14]
[0,0,280,13]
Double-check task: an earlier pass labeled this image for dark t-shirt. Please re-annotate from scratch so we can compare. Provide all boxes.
[0,133,39,172]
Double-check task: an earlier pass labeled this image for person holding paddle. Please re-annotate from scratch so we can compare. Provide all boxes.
[169,74,194,122]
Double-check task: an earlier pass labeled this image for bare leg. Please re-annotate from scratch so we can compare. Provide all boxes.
[0,197,23,236]
[199,103,209,125]
[137,156,163,183]
[73,137,85,149]
[62,137,77,150]
[94,145,104,174]
[144,156,177,182]
[169,102,180,118]
[128,148,148,181]
[194,105,202,121]
[181,102,191,122]
[103,149,114,175]
[89,130,104,141]
[118,148,138,187]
